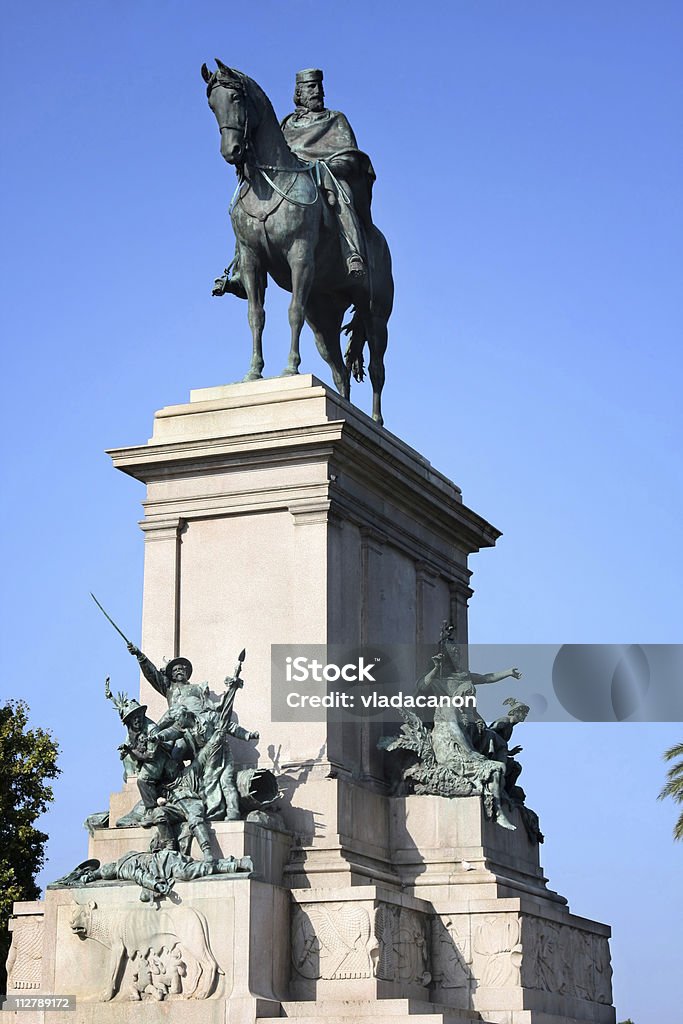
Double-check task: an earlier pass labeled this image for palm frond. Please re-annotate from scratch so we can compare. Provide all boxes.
[659,777,683,801]
[674,812,683,842]
[658,741,683,841]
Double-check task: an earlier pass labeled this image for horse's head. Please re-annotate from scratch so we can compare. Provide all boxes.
[202,59,252,167]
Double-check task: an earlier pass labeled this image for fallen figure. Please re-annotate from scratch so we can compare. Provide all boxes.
[51,848,253,902]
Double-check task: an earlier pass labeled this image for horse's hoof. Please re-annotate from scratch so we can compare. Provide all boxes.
[242,370,263,382]
[281,366,300,377]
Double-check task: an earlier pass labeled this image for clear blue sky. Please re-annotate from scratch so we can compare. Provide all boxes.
[1,3,681,1019]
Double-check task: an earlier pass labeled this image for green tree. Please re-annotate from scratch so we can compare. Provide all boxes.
[0,700,60,991]
[658,741,683,841]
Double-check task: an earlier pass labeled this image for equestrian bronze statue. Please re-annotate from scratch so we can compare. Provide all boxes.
[202,61,393,425]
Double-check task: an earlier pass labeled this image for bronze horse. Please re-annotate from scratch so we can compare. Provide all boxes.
[202,61,393,425]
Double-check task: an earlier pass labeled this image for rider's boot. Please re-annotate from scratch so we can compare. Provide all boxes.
[212,267,247,300]
[335,186,367,279]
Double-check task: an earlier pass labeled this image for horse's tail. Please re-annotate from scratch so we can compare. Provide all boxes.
[342,308,366,382]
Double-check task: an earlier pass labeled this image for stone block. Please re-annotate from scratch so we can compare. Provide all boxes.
[389,794,564,903]
[289,886,434,1003]
[1,878,288,1024]
[88,804,292,886]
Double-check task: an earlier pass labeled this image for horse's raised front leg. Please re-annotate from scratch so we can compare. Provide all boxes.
[240,251,267,381]
[282,242,315,377]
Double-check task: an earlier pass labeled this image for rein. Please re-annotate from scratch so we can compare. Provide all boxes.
[251,155,352,207]
[211,74,351,212]
[255,165,318,208]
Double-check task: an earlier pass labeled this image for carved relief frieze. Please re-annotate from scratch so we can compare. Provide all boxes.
[397,909,431,986]
[375,904,431,986]
[431,914,471,990]
[521,915,613,1004]
[374,903,400,980]
[593,934,614,1004]
[292,900,431,988]
[6,917,44,992]
[69,900,220,1001]
[472,913,522,989]
[129,946,188,1001]
[291,903,377,981]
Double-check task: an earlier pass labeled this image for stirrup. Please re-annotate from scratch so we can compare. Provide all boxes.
[212,269,247,300]
[346,254,365,278]
[212,270,231,296]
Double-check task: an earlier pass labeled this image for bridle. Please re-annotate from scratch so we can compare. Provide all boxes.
[207,73,250,155]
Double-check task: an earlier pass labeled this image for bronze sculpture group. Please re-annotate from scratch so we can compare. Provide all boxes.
[53,604,280,900]
[380,624,543,842]
[202,62,393,425]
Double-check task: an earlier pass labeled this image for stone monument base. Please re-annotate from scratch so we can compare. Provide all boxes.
[3,377,615,1024]
[4,781,614,1024]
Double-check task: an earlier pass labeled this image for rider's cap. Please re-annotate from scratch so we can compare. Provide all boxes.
[166,657,193,680]
[120,698,148,724]
[296,68,323,84]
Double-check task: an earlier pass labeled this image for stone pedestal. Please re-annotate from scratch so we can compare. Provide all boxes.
[107,375,499,783]
[3,377,615,1024]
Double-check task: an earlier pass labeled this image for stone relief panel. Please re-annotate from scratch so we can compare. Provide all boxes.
[68,899,220,1001]
[522,918,563,994]
[431,914,471,991]
[291,903,377,981]
[374,904,400,981]
[292,901,432,988]
[397,908,431,986]
[521,916,613,1004]
[471,914,522,989]
[375,904,431,986]
[6,916,44,992]
[563,925,593,1001]
[129,946,188,1001]
[593,934,614,1005]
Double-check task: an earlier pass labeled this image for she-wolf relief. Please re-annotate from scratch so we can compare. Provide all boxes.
[69,900,222,1002]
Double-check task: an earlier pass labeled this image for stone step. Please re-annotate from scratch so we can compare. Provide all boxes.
[260,999,486,1022]
[259,1017,479,1024]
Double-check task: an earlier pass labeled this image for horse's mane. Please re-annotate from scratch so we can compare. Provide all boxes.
[205,64,279,132]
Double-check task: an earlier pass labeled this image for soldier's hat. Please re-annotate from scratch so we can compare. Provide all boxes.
[166,657,193,680]
[296,68,323,85]
[120,698,148,724]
